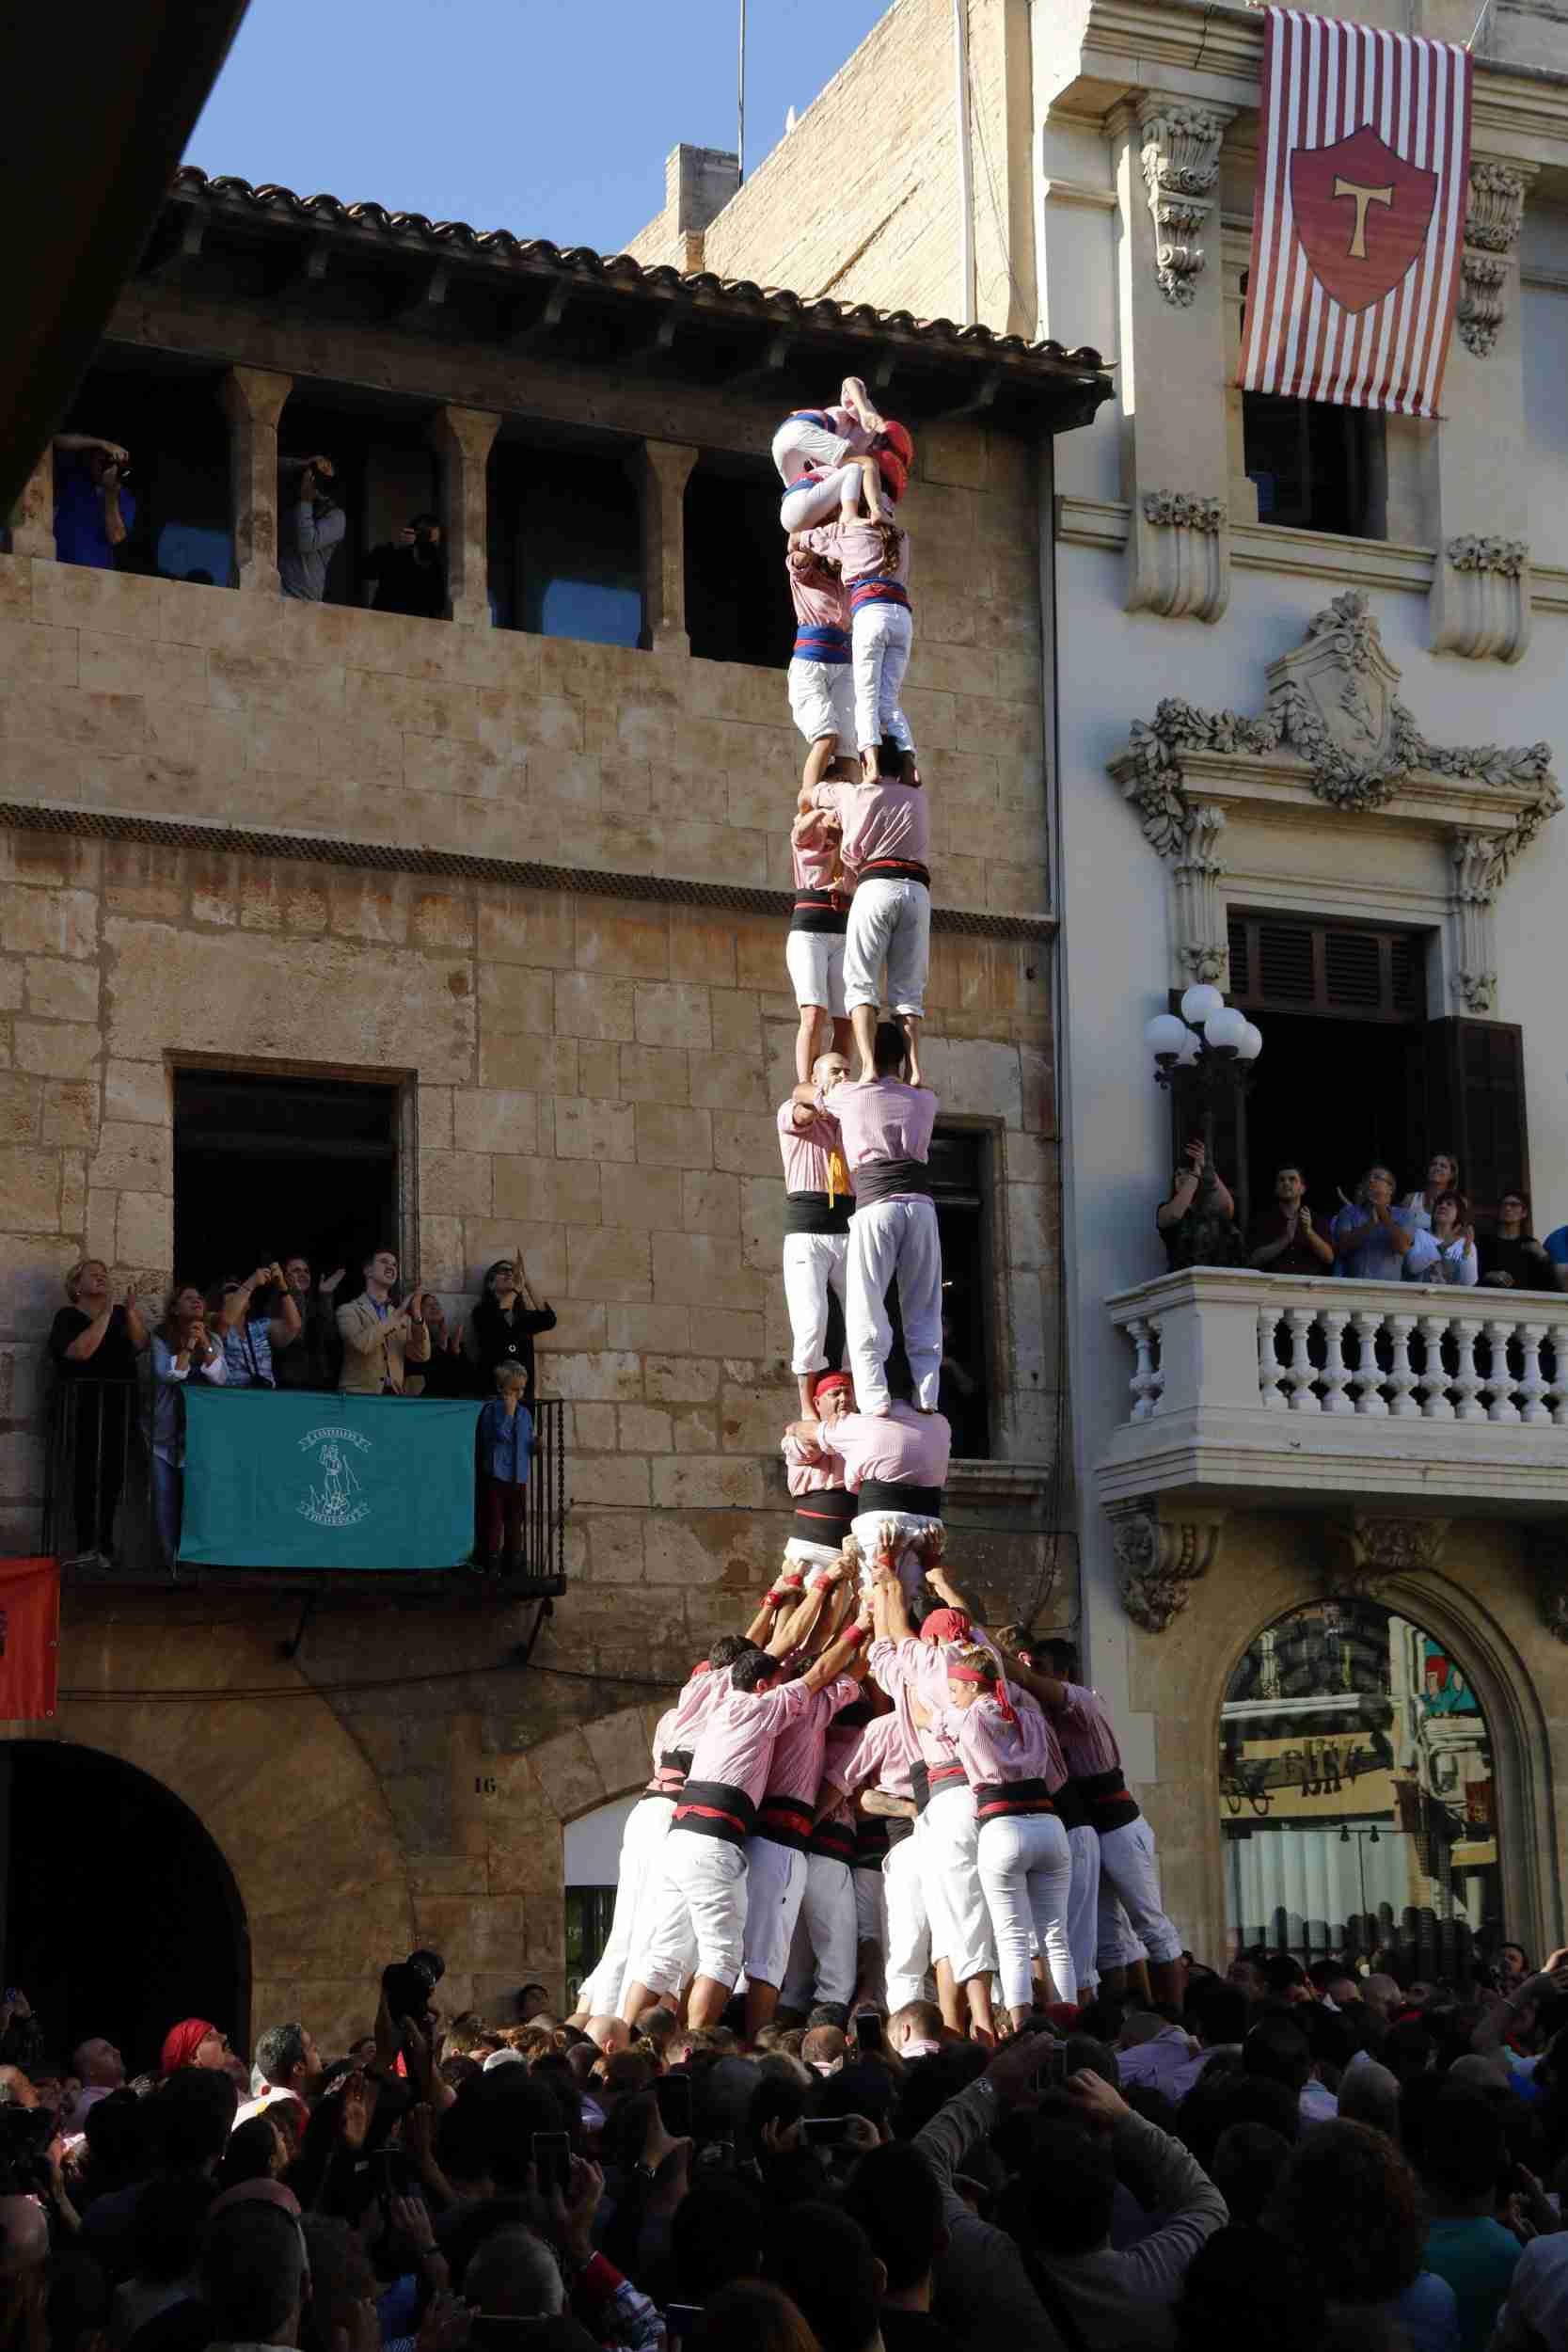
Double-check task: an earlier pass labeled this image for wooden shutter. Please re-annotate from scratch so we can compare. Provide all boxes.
[1421,1019,1530,1217]
[1228,916,1421,1023]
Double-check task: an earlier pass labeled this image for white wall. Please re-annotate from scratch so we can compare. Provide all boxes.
[565,1796,638,1885]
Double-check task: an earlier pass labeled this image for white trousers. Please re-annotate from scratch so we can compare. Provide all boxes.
[786,657,855,750]
[1096,1817,1182,1966]
[784,1536,843,1576]
[850,1509,941,1606]
[921,1783,996,1984]
[842,877,930,1018]
[854,1861,888,1954]
[771,420,855,485]
[782,1230,849,1376]
[784,929,847,1019]
[1067,1822,1102,1998]
[882,1833,934,2011]
[851,602,915,754]
[576,1795,673,2017]
[631,1831,747,1995]
[780,460,863,532]
[741,1836,808,1990]
[779,1853,858,2012]
[977,1813,1075,2010]
[846,1197,942,1416]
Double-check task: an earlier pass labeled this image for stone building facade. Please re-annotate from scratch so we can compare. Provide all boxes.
[685,0,1568,1970]
[0,168,1107,2045]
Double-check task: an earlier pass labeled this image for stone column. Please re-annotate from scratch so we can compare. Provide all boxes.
[430,405,500,627]
[8,442,55,560]
[636,439,699,656]
[221,366,293,595]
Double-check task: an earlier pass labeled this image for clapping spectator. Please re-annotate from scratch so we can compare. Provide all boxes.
[273,1258,344,1391]
[53,434,133,567]
[48,1258,150,1569]
[214,1263,302,1390]
[1407,1193,1478,1288]
[1247,1166,1335,1275]
[279,455,346,602]
[478,1365,536,1573]
[1158,1137,1243,1271]
[363,515,446,618]
[1479,1190,1556,1292]
[405,1297,467,1399]
[336,1250,430,1395]
[463,1248,558,1397]
[150,1285,229,1565]
[1402,1152,1462,1235]
[1331,1167,1417,1280]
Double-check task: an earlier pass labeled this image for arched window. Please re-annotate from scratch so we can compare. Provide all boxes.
[1219,1598,1500,1987]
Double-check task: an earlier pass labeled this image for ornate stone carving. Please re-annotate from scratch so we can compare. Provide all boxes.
[1171,803,1229,983]
[1139,103,1227,307]
[1433,535,1532,666]
[1449,833,1500,1013]
[1323,1513,1450,1601]
[1110,1499,1225,1632]
[1458,161,1530,358]
[1128,489,1229,624]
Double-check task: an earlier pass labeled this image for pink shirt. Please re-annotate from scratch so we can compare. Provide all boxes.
[767,1682,856,1804]
[810,779,929,881]
[825,1077,936,1173]
[791,823,840,896]
[785,547,848,633]
[689,1673,860,1809]
[666,1661,736,1756]
[868,1634,962,1772]
[651,1706,681,1765]
[826,1708,912,1804]
[932,1688,1067,1792]
[812,1402,951,1494]
[1053,1682,1123,1778]
[782,1426,846,1498]
[778,1100,853,1197]
[806,517,910,590]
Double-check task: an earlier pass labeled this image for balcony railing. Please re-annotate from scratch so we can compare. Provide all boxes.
[1100,1269,1568,1512]
[40,1378,568,1597]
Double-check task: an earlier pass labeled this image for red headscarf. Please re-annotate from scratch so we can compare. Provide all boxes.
[160,2018,217,2075]
[920,1607,972,1645]
[814,1372,854,1406]
[948,1650,1017,1725]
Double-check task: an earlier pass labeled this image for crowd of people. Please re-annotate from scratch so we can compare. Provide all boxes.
[1161,1144,1568,1293]
[44,1247,556,1572]
[8,1877,1568,2352]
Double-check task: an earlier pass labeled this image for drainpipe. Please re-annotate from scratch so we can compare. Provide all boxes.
[953,0,977,326]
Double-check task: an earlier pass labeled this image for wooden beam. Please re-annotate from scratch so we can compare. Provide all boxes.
[719,328,795,395]
[389,261,451,328]
[143,211,205,281]
[503,280,572,354]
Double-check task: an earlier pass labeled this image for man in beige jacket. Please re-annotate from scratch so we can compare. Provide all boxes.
[336,1248,431,1394]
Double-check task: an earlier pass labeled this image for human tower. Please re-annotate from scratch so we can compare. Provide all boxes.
[573,386,1185,2042]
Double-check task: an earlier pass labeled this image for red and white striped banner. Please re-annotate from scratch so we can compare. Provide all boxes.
[1239,8,1472,419]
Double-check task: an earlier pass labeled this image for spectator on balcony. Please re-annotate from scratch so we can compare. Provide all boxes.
[1401,1152,1462,1235]
[278,454,346,601]
[1158,1136,1243,1270]
[150,1285,229,1566]
[1330,1168,1418,1282]
[214,1264,302,1390]
[53,435,132,567]
[363,513,446,618]
[463,1248,557,1396]
[337,1248,430,1394]
[1479,1191,1558,1292]
[478,1363,537,1572]
[405,1295,469,1398]
[48,1259,150,1569]
[1247,1166,1336,1275]
[1541,1220,1568,1293]
[1406,1193,1478,1288]
[273,1256,344,1391]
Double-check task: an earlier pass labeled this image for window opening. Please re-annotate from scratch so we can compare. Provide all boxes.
[61,359,233,587]
[488,440,642,646]
[1238,275,1384,539]
[685,455,793,668]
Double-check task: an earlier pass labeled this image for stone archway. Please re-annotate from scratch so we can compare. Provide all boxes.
[39,1613,419,2054]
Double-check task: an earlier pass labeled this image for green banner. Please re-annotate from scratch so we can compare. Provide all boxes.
[180,1389,483,1570]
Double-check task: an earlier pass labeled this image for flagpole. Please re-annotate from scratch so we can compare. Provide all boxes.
[737,0,747,184]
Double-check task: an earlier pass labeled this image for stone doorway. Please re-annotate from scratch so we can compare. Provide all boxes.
[0,1740,251,2074]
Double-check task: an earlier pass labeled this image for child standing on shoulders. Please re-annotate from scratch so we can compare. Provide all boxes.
[774,381,904,533]
[787,803,851,1084]
[808,479,915,784]
[478,1362,536,1574]
[785,535,854,794]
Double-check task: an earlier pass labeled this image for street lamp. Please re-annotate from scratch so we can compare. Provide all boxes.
[1145,986,1264,1218]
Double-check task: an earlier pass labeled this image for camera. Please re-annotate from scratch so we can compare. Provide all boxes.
[0,2103,56,2196]
[381,1947,444,2026]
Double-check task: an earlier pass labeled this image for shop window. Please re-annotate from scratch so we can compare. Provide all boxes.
[60,359,233,587]
[488,440,642,646]
[685,455,793,667]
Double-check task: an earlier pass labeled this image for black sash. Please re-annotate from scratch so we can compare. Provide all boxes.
[784,1189,853,1236]
[809,1817,856,1864]
[974,1777,1056,1822]
[673,1779,755,1849]
[1053,1776,1088,1834]
[858,1479,943,1518]
[853,1816,890,1867]
[755,1793,815,1853]
[794,1486,856,1543]
[858,857,930,888]
[791,887,849,937]
[1078,1765,1140,1835]
[884,1814,916,1849]
[853,1158,933,1208]
[910,1759,965,1815]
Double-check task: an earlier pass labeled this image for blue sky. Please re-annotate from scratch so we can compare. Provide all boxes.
[186,0,892,255]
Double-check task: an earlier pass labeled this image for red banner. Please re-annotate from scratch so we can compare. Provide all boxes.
[1239,8,1472,418]
[0,1560,60,1721]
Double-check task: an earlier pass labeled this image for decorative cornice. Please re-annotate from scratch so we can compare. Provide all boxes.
[1138,101,1229,306]
[1433,537,1534,663]
[0,803,1058,942]
[1458,151,1537,363]
[1458,251,1511,358]
[1447,534,1528,577]
[1109,1498,1226,1632]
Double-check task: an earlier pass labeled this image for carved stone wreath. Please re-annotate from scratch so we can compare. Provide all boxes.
[1121,589,1560,858]
[1447,536,1528,578]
